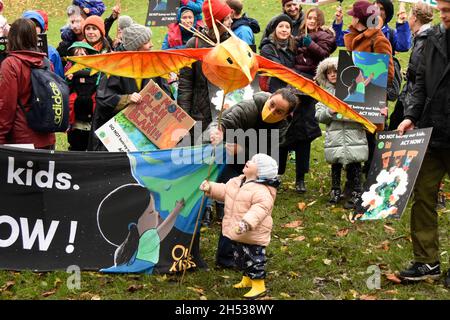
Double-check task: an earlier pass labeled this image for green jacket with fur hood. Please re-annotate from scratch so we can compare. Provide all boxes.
[314,57,368,165]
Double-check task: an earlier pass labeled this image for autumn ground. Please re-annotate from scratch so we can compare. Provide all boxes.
[0,0,449,300]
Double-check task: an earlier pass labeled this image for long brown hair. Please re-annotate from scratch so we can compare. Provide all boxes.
[300,7,325,34]
[7,18,38,52]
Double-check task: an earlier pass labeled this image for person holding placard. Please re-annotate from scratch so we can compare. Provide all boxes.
[396,0,450,288]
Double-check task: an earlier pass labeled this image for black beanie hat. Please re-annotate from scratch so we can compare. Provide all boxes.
[271,14,293,31]
[376,0,394,24]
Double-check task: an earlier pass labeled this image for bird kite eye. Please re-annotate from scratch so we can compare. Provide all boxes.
[247,51,252,58]
[226,57,233,64]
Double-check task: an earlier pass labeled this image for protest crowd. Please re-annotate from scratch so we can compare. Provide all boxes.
[0,0,449,299]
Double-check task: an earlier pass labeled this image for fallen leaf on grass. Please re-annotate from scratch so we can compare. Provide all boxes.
[127,284,144,293]
[293,235,306,242]
[385,273,402,284]
[313,237,322,242]
[297,202,307,211]
[384,224,396,234]
[280,292,291,298]
[360,294,377,300]
[187,287,205,295]
[220,275,230,279]
[283,220,303,228]
[378,240,390,251]
[54,278,62,288]
[0,281,15,292]
[384,290,398,295]
[336,228,349,237]
[349,289,359,298]
[307,200,317,207]
[42,290,56,297]
[200,295,208,300]
[323,259,332,265]
[156,275,168,282]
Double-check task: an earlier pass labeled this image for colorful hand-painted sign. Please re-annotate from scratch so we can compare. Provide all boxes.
[355,128,432,220]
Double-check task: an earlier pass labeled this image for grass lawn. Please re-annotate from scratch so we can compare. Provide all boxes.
[0,0,449,300]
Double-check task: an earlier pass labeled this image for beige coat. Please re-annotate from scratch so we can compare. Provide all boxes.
[207,175,276,247]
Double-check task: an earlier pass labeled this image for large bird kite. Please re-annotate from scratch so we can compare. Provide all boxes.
[66,1,376,133]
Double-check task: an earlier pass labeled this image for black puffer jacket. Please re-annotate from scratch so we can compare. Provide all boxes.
[399,26,433,108]
[206,92,291,162]
[405,25,450,149]
[260,36,296,93]
[177,30,230,132]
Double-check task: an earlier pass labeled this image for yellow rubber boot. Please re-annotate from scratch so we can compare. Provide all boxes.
[233,276,252,289]
[243,279,266,299]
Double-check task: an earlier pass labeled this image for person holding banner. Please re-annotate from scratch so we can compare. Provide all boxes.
[396,0,450,288]
[389,1,434,130]
[343,0,394,179]
[0,18,55,149]
[88,23,171,151]
[334,0,412,53]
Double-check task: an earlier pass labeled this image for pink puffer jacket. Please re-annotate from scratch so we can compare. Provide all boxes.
[208,175,276,247]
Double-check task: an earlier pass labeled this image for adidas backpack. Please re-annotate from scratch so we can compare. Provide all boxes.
[20,58,70,133]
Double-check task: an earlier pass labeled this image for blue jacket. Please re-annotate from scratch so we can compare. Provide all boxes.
[72,0,106,16]
[333,21,411,52]
[231,13,260,46]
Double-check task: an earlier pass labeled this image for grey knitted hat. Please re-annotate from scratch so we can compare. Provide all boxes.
[251,153,278,180]
[122,23,152,51]
[118,15,133,30]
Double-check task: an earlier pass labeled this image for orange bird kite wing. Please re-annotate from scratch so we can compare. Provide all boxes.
[256,55,376,133]
[66,48,212,80]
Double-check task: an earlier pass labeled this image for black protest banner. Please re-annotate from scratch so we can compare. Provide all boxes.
[355,128,432,220]
[335,50,389,124]
[0,145,223,273]
[145,0,179,27]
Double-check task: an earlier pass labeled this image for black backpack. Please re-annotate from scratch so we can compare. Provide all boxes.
[20,58,70,132]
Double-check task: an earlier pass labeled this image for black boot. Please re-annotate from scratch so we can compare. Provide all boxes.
[344,163,362,209]
[201,206,213,228]
[329,189,342,205]
[329,164,342,204]
[295,180,306,193]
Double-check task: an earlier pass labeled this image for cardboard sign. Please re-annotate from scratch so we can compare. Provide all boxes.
[122,80,195,149]
[95,111,159,152]
[355,128,433,220]
[145,0,179,27]
[335,50,389,124]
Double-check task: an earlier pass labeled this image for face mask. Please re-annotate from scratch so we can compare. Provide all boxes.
[261,101,285,123]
